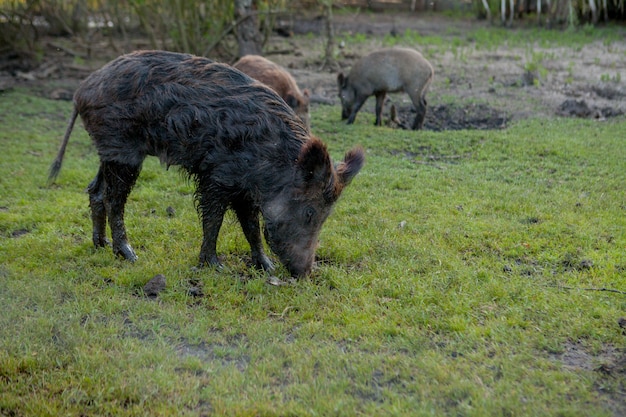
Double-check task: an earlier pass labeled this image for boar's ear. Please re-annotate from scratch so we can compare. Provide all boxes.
[337,73,347,89]
[285,94,298,109]
[302,88,311,98]
[335,146,365,194]
[296,138,333,194]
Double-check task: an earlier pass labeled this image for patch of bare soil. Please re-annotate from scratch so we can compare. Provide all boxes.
[549,339,626,417]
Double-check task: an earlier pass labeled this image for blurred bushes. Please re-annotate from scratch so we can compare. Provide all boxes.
[0,0,286,60]
[1,0,623,63]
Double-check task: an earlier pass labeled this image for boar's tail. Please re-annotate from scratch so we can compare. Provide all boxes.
[48,107,78,185]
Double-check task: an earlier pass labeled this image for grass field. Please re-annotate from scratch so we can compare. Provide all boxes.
[1,74,625,415]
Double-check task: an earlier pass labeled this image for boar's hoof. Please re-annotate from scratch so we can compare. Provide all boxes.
[253,254,274,272]
[114,243,138,262]
[198,254,224,271]
[93,235,110,248]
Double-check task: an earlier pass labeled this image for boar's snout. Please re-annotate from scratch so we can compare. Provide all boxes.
[263,139,365,278]
[263,223,318,277]
[283,249,316,278]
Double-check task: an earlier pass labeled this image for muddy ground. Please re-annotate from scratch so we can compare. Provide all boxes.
[1,12,625,131]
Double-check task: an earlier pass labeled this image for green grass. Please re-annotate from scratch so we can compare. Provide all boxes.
[1,86,625,416]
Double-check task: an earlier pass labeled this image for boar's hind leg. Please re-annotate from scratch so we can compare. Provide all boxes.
[411,96,427,130]
[346,95,369,125]
[87,167,108,248]
[374,92,387,126]
[101,160,141,262]
[234,202,274,272]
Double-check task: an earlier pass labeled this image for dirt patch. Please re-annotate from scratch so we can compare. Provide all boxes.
[176,341,250,373]
[424,102,509,131]
[557,98,624,118]
[549,340,626,417]
[551,340,624,372]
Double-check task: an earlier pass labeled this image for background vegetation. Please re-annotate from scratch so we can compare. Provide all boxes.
[1,0,625,62]
[0,0,286,59]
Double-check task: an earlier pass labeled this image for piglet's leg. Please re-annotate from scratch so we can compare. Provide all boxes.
[233,203,274,272]
[101,160,141,262]
[87,167,108,248]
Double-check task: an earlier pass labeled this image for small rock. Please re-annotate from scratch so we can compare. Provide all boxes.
[11,228,29,238]
[267,276,288,286]
[143,274,166,298]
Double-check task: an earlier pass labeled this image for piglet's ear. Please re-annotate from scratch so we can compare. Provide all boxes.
[334,146,365,195]
[297,137,333,190]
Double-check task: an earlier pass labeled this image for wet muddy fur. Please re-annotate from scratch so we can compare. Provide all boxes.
[49,50,364,277]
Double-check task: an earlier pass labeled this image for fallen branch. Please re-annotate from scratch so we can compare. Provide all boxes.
[268,305,296,319]
[265,49,297,56]
[310,94,334,105]
[47,42,87,60]
[548,285,626,295]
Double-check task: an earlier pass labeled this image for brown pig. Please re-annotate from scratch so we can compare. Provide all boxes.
[234,54,311,131]
[337,47,434,130]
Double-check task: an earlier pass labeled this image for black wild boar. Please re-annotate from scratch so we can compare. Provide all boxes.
[337,47,434,130]
[233,54,311,131]
[48,50,364,277]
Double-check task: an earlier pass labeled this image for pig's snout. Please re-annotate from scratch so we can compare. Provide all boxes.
[264,225,317,278]
[285,253,315,278]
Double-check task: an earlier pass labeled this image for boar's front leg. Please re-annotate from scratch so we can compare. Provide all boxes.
[233,202,274,272]
[87,167,108,248]
[197,191,227,269]
[346,94,369,125]
[374,91,387,126]
[101,161,141,262]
